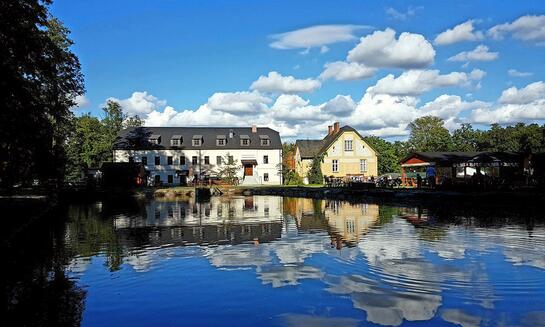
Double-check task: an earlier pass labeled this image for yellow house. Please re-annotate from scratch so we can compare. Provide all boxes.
[295,122,378,183]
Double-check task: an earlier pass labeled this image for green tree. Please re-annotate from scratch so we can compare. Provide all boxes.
[0,0,84,188]
[64,101,128,182]
[364,136,401,174]
[102,100,124,144]
[307,155,324,184]
[124,114,144,128]
[216,153,239,185]
[408,116,453,152]
[452,123,479,152]
[279,142,302,185]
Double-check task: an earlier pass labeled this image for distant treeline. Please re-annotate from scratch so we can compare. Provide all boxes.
[364,116,545,175]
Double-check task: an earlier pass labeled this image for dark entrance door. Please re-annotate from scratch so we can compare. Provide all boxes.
[244,165,253,176]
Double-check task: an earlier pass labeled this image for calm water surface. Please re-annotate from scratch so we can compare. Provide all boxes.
[4,196,545,326]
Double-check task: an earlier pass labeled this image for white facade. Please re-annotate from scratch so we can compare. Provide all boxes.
[113,148,282,185]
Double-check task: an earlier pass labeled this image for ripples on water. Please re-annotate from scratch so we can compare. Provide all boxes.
[4,196,545,326]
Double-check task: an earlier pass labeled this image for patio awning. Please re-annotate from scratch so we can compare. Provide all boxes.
[241,159,258,165]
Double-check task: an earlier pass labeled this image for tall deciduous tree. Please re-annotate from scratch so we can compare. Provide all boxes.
[408,116,453,152]
[64,101,128,181]
[0,0,84,188]
[452,123,479,152]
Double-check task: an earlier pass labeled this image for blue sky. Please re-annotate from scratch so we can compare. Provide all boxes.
[52,0,545,139]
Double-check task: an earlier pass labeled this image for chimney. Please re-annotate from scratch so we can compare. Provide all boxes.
[251,124,257,133]
[328,125,333,135]
[229,129,234,138]
[334,122,340,134]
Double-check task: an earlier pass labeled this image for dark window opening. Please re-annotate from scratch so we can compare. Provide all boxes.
[155,156,161,165]
[142,157,148,165]
[167,156,173,165]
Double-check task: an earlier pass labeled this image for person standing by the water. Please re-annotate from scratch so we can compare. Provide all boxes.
[426,165,436,189]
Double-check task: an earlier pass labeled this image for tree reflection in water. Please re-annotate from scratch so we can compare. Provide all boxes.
[3,205,86,327]
[2,195,545,327]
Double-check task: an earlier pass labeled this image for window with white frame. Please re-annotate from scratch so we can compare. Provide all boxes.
[261,139,270,146]
[360,159,367,172]
[263,155,268,164]
[344,140,353,151]
[217,138,225,146]
[192,138,201,146]
[332,159,338,172]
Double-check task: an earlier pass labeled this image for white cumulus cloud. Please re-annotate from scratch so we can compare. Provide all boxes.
[108,91,167,115]
[499,81,545,104]
[447,45,498,62]
[369,69,485,96]
[269,24,367,50]
[488,14,545,44]
[470,81,545,124]
[471,101,545,125]
[347,28,435,69]
[250,71,321,94]
[319,61,376,81]
[434,20,484,45]
[206,91,271,113]
[72,95,90,108]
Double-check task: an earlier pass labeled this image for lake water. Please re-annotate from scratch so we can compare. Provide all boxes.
[4,195,545,326]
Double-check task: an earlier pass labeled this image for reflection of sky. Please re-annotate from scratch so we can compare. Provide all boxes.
[66,198,545,327]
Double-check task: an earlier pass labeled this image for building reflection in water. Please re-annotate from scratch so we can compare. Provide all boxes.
[113,196,284,247]
[15,195,543,327]
[283,197,380,248]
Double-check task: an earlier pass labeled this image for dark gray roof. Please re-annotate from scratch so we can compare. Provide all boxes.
[295,125,377,159]
[295,140,324,159]
[113,126,282,150]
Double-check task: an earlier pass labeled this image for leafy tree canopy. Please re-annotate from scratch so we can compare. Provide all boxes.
[0,0,84,188]
[408,116,453,152]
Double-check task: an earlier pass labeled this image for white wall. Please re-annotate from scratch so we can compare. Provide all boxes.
[113,148,282,185]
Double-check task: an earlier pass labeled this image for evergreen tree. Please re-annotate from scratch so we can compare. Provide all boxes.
[307,155,324,184]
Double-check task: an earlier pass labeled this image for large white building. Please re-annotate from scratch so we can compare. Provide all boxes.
[112,125,283,185]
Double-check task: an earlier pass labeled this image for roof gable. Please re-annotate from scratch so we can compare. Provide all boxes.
[320,126,377,154]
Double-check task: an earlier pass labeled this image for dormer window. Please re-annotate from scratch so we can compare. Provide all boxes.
[149,134,161,144]
[259,135,270,146]
[171,135,182,146]
[240,135,250,146]
[192,135,202,146]
[216,135,226,146]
